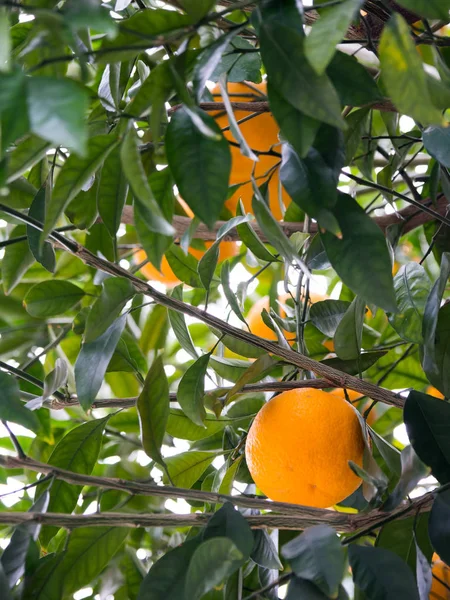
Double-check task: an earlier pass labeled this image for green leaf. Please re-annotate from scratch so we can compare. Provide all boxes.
[348,545,420,600]
[221,260,246,325]
[425,303,450,398]
[26,77,89,155]
[423,126,450,169]
[39,416,110,547]
[334,296,366,361]
[120,128,174,237]
[429,488,450,567]
[137,538,201,600]
[166,106,231,228]
[21,553,65,600]
[0,371,39,433]
[177,353,209,427]
[42,134,119,241]
[226,354,277,401]
[282,525,345,598]
[382,445,429,512]
[0,68,29,148]
[344,108,370,164]
[137,356,169,465]
[0,491,49,588]
[267,80,319,159]
[421,253,450,380]
[74,314,127,410]
[286,578,349,600]
[164,451,218,488]
[6,135,51,183]
[236,200,277,263]
[166,408,248,442]
[404,390,450,484]
[310,300,351,338]
[27,187,56,273]
[280,130,342,234]
[166,244,203,288]
[25,358,68,411]
[62,0,118,36]
[168,285,198,360]
[185,538,243,600]
[251,530,283,571]
[210,37,262,84]
[379,14,443,125]
[394,0,450,20]
[203,502,254,558]
[97,145,129,238]
[2,225,34,294]
[257,9,345,129]
[321,193,396,312]
[368,427,402,477]
[85,277,134,343]
[388,263,431,343]
[322,350,387,375]
[135,168,175,270]
[305,0,363,75]
[179,0,215,19]
[58,527,130,595]
[327,51,382,108]
[24,280,85,318]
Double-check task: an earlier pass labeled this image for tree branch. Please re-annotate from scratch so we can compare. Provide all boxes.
[119,195,448,243]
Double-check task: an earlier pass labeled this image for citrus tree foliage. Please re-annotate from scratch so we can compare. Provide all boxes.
[0,0,450,598]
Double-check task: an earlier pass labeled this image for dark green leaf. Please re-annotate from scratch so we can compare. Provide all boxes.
[382,445,430,511]
[286,577,348,600]
[344,108,370,164]
[305,0,363,75]
[26,77,88,155]
[236,200,277,263]
[394,0,450,20]
[121,129,174,236]
[0,69,29,149]
[379,15,442,125]
[349,545,419,600]
[404,390,450,484]
[429,488,450,566]
[334,296,366,361]
[137,356,169,465]
[388,263,431,343]
[137,538,201,600]
[6,135,51,183]
[203,503,254,558]
[2,225,34,294]
[321,193,396,312]
[421,252,450,380]
[42,134,119,241]
[282,525,345,598]
[251,530,283,570]
[177,353,209,427]
[74,314,126,410]
[27,187,56,273]
[425,303,450,398]
[257,9,345,129]
[166,244,203,288]
[211,37,262,84]
[185,537,243,600]
[423,126,450,169]
[24,280,85,318]
[193,30,238,101]
[85,277,134,343]
[0,371,39,433]
[97,145,129,238]
[268,81,319,158]
[310,300,351,338]
[327,52,382,108]
[166,106,231,228]
[169,285,198,360]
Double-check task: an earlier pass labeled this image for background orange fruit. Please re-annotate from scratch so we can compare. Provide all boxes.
[246,295,295,342]
[210,81,290,220]
[427,385,445,399]
[332,389,378,426]
[245,388,365,507]
[136,242,238,286]
[430,554,450,599]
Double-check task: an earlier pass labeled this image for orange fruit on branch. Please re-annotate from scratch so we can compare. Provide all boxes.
[209,81,291,220]
[245,388,365,508]
[430,554,450,600]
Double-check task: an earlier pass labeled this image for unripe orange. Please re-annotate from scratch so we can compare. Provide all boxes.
[430,554,450,599]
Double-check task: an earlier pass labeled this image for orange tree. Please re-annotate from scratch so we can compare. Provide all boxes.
[0,0,450,598]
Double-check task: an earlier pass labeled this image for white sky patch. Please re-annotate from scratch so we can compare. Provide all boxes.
[399,115,415,132]
[119,259,130,269]
[394,423,410,446]
[73,588,93,600]
[165,498,191,514]
[164,364,176,377]
[101,455,121,465]
[213,455,225,470]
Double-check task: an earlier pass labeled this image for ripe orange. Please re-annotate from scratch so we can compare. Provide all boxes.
[245,388,365,507]
[136,242,238,286]
[246,295,295,342]
[430,554,450,599]
[332,389,378,427]
[210,82,290,220]
[427,386,445,399]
